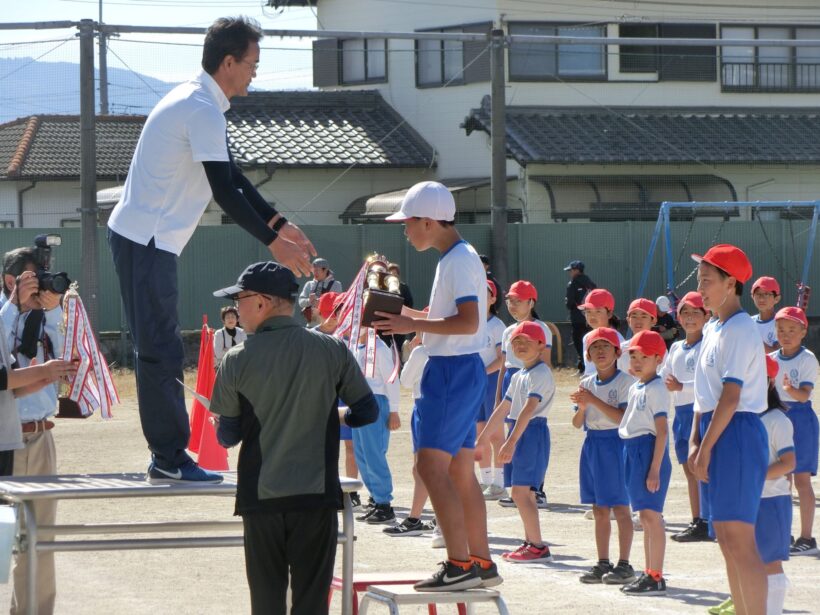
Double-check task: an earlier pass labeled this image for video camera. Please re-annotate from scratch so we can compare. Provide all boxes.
[31,234,71,294]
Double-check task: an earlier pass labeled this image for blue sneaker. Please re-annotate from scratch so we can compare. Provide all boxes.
[147,459,223,484]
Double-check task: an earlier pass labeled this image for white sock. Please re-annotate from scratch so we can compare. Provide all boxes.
[480,467,493,485]
[767,573,789,615]
[493,468,504,488]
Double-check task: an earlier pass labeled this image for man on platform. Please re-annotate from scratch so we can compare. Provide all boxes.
[210,261,378,615]
[107,16,315,483]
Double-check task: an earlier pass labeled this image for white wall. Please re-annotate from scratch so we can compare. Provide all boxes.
[0,180,120,228]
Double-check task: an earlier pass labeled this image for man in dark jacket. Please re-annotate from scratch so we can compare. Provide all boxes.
[564,260,596,372]
[210,261,378,615]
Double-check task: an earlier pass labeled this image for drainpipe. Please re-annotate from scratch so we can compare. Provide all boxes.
[16,181,36,228]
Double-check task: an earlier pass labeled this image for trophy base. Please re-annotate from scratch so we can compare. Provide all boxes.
[361,290,404,327]
[56,397,88,419]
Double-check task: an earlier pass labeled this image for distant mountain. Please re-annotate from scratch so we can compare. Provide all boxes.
[0,58,178,123]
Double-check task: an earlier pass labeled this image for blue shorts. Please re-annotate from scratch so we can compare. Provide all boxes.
[784,402,819,476]
[503,418,549,488]
[699,411,767,524]
[755,495,792,564]
[340,423,352,441]
[580,428,629,507]
[412,354,485,456]
[501,367,519,424]
[672,403,694,465]
[477,371,500,423]
[623,434,671,513]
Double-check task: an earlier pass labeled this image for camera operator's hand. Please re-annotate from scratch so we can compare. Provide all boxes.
[38,290,61,311]
[11,271,39,307]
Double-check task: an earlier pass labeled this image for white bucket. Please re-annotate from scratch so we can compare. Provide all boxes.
[0,506,17,583]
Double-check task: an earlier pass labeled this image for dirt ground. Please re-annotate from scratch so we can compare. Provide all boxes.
[0,368,816,614]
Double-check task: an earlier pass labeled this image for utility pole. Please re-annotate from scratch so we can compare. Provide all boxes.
[98,0,109,114]
[490,28,508,290]
[79,19,99,330]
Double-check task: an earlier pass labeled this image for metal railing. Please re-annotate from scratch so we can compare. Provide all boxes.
[721,61,820,92]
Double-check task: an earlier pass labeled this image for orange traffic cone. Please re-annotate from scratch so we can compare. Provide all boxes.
[193,324,228,471]
[188,316,210,455]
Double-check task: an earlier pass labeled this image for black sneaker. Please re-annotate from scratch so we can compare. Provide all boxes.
[365,504,396,525]
[382,517,434,536]
[356,504,376,522]
[671,519,711,543]
[790,536,819,556]
[602,562,636,585]
[620,572,667,595]
[475,561,503,588]
[349,492,362,512]
[414,561,482,592]
[535,491,548,510]
[579,561,612,584]
[498,497,516,508]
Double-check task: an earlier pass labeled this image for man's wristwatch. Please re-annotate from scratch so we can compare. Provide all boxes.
[272,216,288,232]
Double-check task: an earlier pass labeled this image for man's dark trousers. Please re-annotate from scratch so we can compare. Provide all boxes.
[571,314,588,371]
[243,507,338,615]
[108,229,191,467]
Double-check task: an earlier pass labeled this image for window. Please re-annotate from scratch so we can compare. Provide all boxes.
[618,24,716,81]
[721,26,820,92]
[340,38,387,85]
[416,28,465,87]
[0,221,13,228]
[509,23,606,81]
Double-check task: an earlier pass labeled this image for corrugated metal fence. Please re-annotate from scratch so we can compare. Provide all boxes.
[0,220,815,331]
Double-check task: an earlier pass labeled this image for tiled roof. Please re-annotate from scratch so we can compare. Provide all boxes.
[0,115,145,180]
[226,91,436,168]
[462,96,820,165]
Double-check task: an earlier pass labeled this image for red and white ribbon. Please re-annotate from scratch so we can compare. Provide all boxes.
[61,294,119,418]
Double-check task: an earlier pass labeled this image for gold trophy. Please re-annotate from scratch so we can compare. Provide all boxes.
[360,254,404,327]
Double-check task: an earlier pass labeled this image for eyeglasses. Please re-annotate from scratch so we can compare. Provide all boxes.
[239,58,259,71]
[233,292,268,306]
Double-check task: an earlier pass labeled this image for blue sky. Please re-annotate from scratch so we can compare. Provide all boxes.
[2,1,318,87]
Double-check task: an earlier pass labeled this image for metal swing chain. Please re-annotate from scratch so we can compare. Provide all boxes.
[755,208,797,285]
[674,213,728,291]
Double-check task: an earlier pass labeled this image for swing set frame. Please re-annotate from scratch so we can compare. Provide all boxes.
[637,200,820,307]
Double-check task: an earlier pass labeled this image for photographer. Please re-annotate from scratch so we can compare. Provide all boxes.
[0,246,67,615]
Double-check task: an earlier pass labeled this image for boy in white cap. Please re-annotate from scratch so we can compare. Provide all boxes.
[375,181,500,591]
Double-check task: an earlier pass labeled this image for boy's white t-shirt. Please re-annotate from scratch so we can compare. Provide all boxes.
[423,240,487,357]
[760,409,795,498]
[694,311,767,415]
[400,344,429,399]
[769,346,818,403]
[619,375,670,439]
[583,328,626,377]
[659,338,703,407]
[752,314,778,349]
[354,336,400,413]
[504,361,555,420]
[578,369,635,430]
[480,315,506,368]
[502,320,552,369]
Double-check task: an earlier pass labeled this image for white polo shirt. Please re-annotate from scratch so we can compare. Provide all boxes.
[694,310,767,415]
[501,319,552,369]
[108,71,231,255]
[400,344,428,399]
[578,369,634,431]
[423,240,486,357]
[760,409,794,498]
[479,315,506,368]
[659,338,702,408]
[752,314,778,349]
[504,361,555,420]
[769,346,818,403]
[619,375,670,440]
[582,328,626,377]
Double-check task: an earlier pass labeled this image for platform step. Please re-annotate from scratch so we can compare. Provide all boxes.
[365,584,500,604]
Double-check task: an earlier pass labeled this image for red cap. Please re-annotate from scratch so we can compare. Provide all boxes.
[677,291,705,315]
[629,330,667,360]
[318,292,339,319]
[487,279,498,298]
[585,327,621,357]
[775,306,808,328]
[579,288,615,312]
[691,244,753,284]
[752,276,781,296]
[510,321,546,345]
[506,280,538,302]
[628,298,658,319]
[332,292,347,313]
[765,355,779,379]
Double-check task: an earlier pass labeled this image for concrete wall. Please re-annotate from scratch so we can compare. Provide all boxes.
[0,180,121,228]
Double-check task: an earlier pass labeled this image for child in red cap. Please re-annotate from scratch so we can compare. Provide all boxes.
[691,243,769,613]
[579,289,625,377]
[770,306,818,556]
[570,327,636,585]
[660,291,711,543]
[477,321,555,563]
[617,298,658,374]
[752,276,782,353]
[618,330,672,595]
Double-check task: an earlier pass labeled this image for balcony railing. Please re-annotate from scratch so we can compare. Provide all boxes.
[722,62,820,93]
